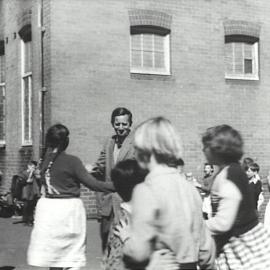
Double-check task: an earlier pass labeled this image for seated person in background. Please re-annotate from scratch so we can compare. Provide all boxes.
[246,162,264,211]
[103,159,178,270]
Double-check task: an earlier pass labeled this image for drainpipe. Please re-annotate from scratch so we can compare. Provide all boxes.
[39,0,46,160]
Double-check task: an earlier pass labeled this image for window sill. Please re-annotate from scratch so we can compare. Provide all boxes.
[130,73,173,81]
[21,143,33,148]
[19,144,33,153]
[130,69,171,76]
[225,74,259,81]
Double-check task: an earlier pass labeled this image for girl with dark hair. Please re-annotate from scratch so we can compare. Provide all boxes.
[27,124,115,270]
[103,159,178,270]
[202,125,270,270]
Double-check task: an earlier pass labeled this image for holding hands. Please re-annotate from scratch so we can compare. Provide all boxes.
[114,219,179,270]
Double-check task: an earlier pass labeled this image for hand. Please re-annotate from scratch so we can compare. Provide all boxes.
[147,249,179,270]
[114,219,130,243]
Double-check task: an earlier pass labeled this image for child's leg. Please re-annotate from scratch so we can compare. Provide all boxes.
[28,199,36,223]
[22,200,29,223]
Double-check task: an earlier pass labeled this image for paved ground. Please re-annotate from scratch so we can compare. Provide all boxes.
[0,217,103,270]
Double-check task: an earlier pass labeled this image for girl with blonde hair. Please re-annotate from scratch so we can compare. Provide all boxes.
[115,117,215,270]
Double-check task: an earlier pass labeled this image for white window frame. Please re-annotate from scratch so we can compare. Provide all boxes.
[225,42,259,81]
[130,33,171,75]
[21,39,32,146]
[0,83,5,145]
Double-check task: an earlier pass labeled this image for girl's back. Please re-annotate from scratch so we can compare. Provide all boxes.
[144,167,212,264]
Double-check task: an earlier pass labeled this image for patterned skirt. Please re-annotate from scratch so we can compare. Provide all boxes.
[27,197,86,267]
[264,200,270,233]
[216,223,270,270]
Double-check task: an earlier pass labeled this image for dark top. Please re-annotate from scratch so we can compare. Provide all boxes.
[249,181,262,209]
[200,174,215,195]
[226,163,258,235]
[213,163,258,253]
[42,151,115,198]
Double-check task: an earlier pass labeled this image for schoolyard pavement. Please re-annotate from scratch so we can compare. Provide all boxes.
[0,217,103,270]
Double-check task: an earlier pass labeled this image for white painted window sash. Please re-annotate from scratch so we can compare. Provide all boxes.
[225,42,259,80]
[130,33,171,75]
[0,83,5,145]
[21,40,33,146]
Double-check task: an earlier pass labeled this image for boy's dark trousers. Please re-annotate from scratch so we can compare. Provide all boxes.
[22,199,37,224]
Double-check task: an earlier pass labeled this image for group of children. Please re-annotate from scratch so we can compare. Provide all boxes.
[102,121,270,270]
[10,118,270,270]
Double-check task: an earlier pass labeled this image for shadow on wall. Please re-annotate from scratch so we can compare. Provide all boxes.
[0,267,15,270]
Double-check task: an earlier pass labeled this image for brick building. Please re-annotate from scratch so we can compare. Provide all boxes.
[1,0,270,217]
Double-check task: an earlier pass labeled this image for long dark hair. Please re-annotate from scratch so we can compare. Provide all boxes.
[45,124,69,152]
[40,124,70,181]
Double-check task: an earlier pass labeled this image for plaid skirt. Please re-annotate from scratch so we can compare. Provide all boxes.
[216,223,270,270]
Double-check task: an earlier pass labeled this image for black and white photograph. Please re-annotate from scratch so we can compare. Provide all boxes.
[0,0,270,269]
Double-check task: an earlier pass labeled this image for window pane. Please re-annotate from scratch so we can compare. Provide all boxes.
[244,44,252,59]
[155,52,165,68]
[131,50,141,67]
[0,94,4,121]
[154,35,164,52]
[244,59,253,74]
[234,43,243,73]
[0,85,4,141]
[23,76,31,142]
[130,32,170,74]
[143,51,153,68]
[0,122,4,141]
[142,34,153,51]
[225,43,233,74]
[0,55,5,83]
[131,35,141,50]
[0,86,4,104]
[24,41,32,73]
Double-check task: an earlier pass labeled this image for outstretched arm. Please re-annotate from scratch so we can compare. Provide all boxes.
[74,157,115,192]
[90,144,107,181]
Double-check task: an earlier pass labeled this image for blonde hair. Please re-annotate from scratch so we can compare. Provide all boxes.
[134,117,183,165]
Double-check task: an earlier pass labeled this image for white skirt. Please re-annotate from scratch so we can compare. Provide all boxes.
[27,197,86,267]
